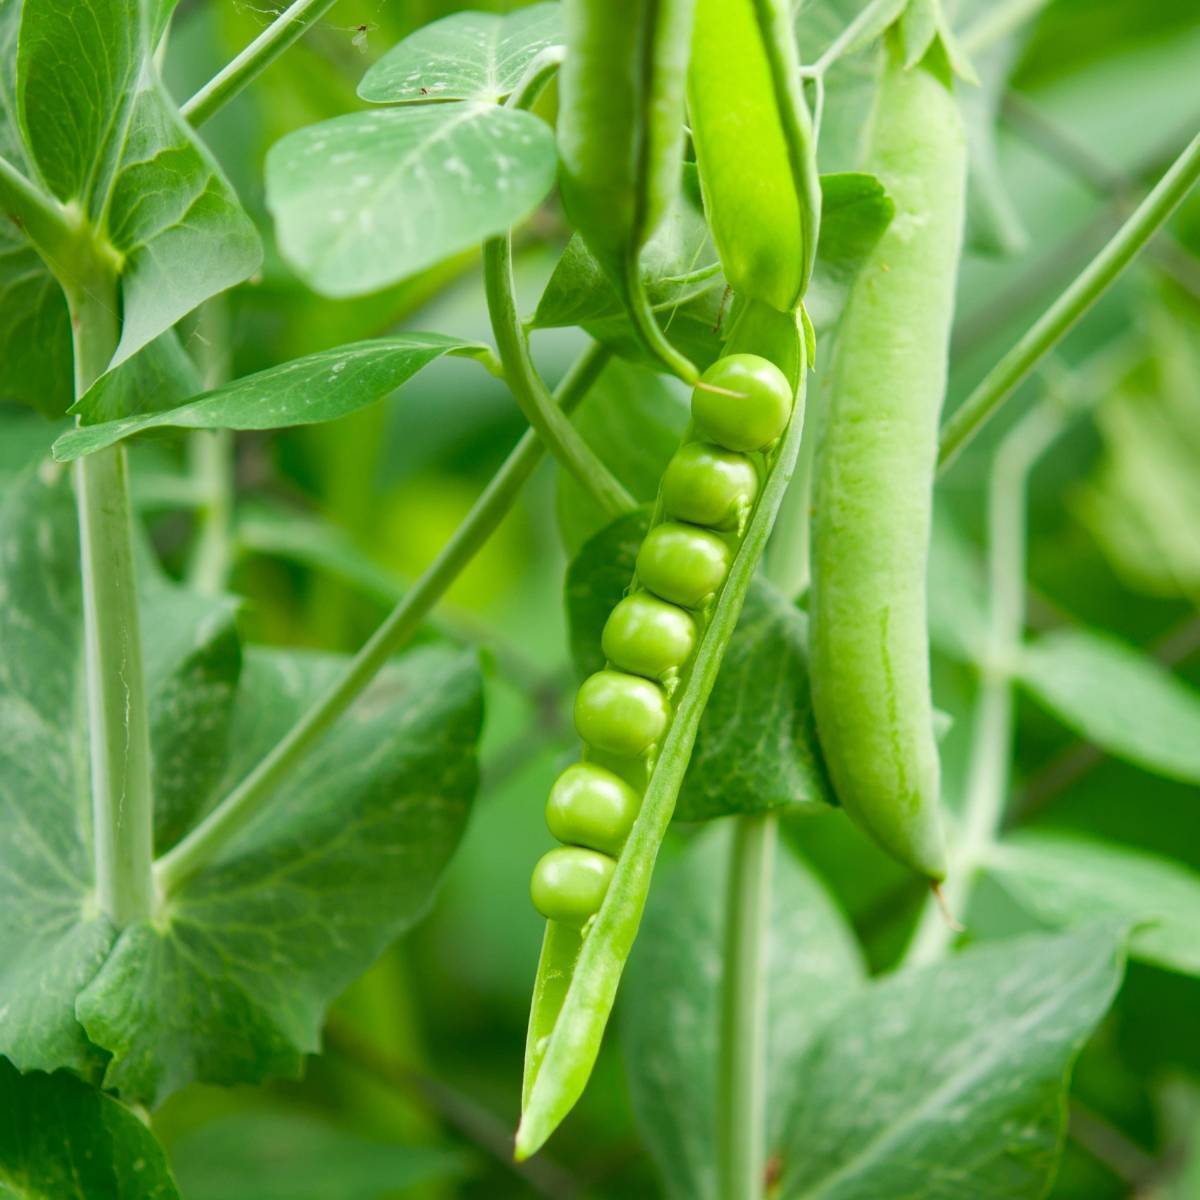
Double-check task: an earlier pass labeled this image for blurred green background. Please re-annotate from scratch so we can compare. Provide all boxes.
[4,0,1198,1195]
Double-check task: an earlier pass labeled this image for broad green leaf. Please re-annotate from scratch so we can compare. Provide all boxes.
[0,467,482,1104]
[0,227,73,416]
[52,334,485,461]
[622,827,864,1200]
[72,329,204,425]
[0,1059,179,1199]
[170,1111,467,1200]
[678,583,834,819]
[77,643,482,1106]
[0,466,239,1077]
[988,833,1200,976]
[779,924,1126,1198]
[14,0,261,370]
[556,360,687,555]
[265,104,556,298]
[565,510,834,817]
[1017,628,1200,784]
[359,3,564,105]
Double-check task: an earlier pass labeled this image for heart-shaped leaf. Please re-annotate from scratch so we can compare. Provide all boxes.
[0,468,483,1106]
[358,3,564,105]
[52,334,485,461]
[778,924,1126,1198]
[266,104,556,297]
[0,1059,179,1199]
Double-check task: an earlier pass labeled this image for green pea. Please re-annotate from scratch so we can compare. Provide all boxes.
[810,35,962,882]
[661,441,758,530]
[601,593,697,679]
[546,763,640,856]
[636,522,731,608]
[692,354,793,452]
[574,669,670,757]
[530,845,616,925]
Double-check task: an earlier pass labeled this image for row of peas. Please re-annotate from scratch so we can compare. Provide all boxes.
[530,354,795,925]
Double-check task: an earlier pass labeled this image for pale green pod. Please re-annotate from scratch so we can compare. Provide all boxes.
[810,37,965,881]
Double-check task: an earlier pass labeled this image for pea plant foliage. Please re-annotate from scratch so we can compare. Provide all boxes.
[1,0,1199,1196]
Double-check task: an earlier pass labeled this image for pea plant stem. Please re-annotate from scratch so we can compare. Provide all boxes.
[717,812,777,1200]
[181,0,338,128]
[68,268,157,926]
[483,234,635,519]
[905,399,1066,967]
[938,133,1200,469]
[187,302,235,595]
[154,344,611,896]
[0,151,72,253]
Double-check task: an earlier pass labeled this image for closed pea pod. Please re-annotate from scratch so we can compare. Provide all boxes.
[810,32,966,881]
[556,0,699,380]
[688,0,820,312]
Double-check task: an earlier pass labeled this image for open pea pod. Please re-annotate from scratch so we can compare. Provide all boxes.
[688,0,821,312]
[517,301,809,1159]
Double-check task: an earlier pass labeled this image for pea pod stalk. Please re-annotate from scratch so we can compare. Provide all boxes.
[556,0,700,381]
[809,31,966,881]
[517,301,808,1160]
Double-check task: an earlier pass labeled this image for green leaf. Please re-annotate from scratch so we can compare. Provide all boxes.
[77,643,482,1106]
[534,171,894,363]
[0,467,236,1077]
[779,924,1126,1198]
[14,0,262,370]
[0,226,73,416]
[170,1110,469,1200]
[533,164,720,332]
[555,361,687,555]
[1017,628,1200,784]
[265,104,556,298]
[565,511,834,818]
[987,833,1200,976]
[73,329,204,425]
[51,334,485,461]
[0,467,482,1103]
[0,1059,179,1199]
[804,172,895,331]
[622,827,865,1200]
[678,583,834,819]
[359,3,564,105]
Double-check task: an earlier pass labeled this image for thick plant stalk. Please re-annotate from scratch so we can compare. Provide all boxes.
[69,272,156,925]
